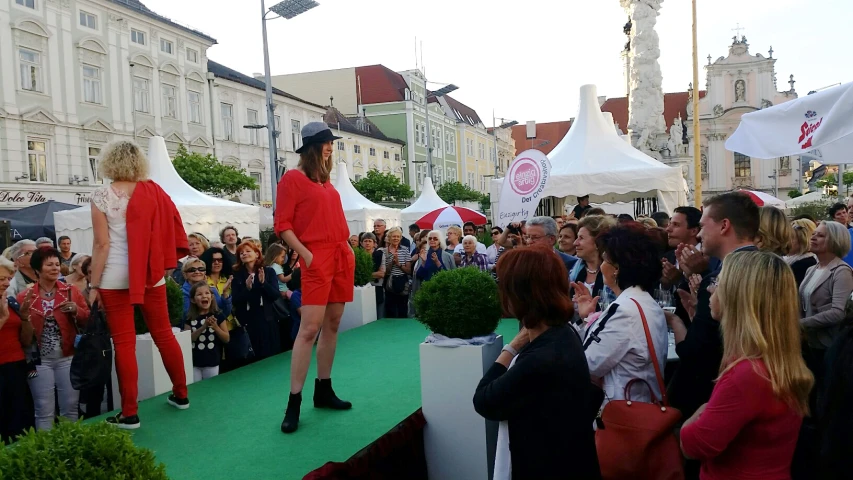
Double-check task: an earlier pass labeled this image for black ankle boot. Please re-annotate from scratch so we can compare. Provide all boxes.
[313,378,352,410]
[280,392,302,434]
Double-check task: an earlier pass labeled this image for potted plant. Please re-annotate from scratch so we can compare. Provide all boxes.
[340,247,378,332]
[114,277,194,404]
[0,421,169,479]
[414,268,503,480]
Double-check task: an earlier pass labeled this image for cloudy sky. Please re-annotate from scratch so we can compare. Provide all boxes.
[143,0,850,124]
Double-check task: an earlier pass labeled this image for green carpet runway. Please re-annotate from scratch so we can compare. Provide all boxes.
[102,319,519,480]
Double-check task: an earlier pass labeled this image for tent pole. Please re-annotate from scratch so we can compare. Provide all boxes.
[691,0,702,207]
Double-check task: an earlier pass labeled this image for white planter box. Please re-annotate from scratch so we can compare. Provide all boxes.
[420,337,503,480]
[111,329,194,405]
[339,285,377,333]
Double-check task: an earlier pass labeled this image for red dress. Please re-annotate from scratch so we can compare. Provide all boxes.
[680,359,803,480]
[275,170,354,306]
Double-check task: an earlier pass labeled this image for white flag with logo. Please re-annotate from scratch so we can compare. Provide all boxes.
[726,81,853,164]
[496,149,551,228]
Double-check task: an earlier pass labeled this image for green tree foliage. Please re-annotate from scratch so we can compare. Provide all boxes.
[787,190,803,199]
[437,181,484,205]
[352,170,414,203]
[790,201,833,222]
[479,193,491,213]
[0,421,169,479]
[172,144,257,198]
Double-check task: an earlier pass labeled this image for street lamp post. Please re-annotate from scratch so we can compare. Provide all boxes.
[491,114,518,177]
[260,0,319,210]
[424,83,458,183]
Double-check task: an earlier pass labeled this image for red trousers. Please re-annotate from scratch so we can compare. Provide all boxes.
[100,285,187,416]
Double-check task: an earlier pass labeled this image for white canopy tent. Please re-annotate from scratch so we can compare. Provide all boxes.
[492,84,688,216]
[54,136,260,254]
[333,162,400,236]
[401,177,450,237]
[785,190,828,209]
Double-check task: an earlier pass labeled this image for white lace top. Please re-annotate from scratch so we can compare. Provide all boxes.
[92,185,165,290]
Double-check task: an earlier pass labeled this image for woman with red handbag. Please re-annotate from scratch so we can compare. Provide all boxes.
[680,251,813,479]
[574,223,682,480]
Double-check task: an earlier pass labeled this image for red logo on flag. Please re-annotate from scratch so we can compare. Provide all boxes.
[798,111,822,150]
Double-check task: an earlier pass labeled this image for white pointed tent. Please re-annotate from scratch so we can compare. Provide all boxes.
[401,177,450,235]
[54,136,260,254]
[492,84,687,215]
[333,162,400,235]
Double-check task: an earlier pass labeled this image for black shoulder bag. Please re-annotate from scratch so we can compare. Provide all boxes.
[70,301,113,391]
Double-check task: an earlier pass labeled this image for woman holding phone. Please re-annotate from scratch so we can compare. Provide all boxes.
[410,231,456,317]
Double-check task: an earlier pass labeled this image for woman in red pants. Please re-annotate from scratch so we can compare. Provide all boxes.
[88,140,190,429]
[276,122,355,433]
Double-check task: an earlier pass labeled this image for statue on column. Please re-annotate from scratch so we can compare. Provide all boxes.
[621,0,666,154]
[670,114,684,155]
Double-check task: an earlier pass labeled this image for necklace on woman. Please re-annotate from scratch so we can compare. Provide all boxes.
[586,268,599,275]
[41,286,57,298]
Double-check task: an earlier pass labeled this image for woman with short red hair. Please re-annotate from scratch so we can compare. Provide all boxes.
[231,240,281,361]
[473,245,601,480]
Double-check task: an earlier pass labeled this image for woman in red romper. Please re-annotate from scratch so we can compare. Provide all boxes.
[275,122,355,433]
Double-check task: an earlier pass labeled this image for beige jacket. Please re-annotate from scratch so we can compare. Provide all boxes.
[799,257,853,349]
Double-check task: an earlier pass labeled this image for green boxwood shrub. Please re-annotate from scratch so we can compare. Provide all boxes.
[0,421,169,479]
[353,247,374,287]
[414,267,501,338]
[135,277,185,334]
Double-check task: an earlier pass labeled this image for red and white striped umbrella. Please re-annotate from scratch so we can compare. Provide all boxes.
[738,189,785,208]
[415,206,487,230]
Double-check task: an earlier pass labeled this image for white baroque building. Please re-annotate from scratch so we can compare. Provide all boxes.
[0,0,323,210]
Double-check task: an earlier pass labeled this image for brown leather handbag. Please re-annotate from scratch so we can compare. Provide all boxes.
[594,298,685,480]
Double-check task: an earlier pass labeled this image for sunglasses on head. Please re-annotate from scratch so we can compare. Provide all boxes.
[186,267,205,273]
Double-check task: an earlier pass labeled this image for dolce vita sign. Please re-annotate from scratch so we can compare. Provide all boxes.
[496,149,551,228]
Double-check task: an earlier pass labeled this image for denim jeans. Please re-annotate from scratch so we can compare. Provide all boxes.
[27,356,78,431]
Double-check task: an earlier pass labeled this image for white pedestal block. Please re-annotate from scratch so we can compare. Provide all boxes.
[339,285,377,333]
[420,337,503,480]
[111,329,194,406]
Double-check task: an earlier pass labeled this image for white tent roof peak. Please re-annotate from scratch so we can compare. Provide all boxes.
[401,176,449,214]
[533,84,687,212]
[333,162,389,210]
[147,136,245,208]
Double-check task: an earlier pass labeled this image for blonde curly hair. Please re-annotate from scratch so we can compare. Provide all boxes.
[98,140,149,182]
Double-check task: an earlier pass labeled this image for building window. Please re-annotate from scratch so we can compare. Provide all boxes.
[247,109,259,145]
[250,172,262,203]
[433,166,443,186]
[131,29,146,45]
[337,142,345,151]
[19,48,42,92]
[355,174,362,182]
[383,151,389,159]
[82,65,101,104]
[16,0,36,9]
[432,128,442,154]
[480,176,487,192]
[186,48,198,63]
[394,153,400,162]
[79,11,97,29]
[446,167,457,182]
[88,145,103,184]
[132,77,149,113]
[354,145,361,154]
[221,103,233,141]
[466,138,474,156]
[416,164,426,188]
[187,90,202,124]
[467,172,475,189]
[291,119,301,150]
[27,139,48,183]
[478,142,485,159]
[161,84,177,118]
[445,132,455,154]
[160,38,173,54]
[369,147,376,156]
[734,153,751,178]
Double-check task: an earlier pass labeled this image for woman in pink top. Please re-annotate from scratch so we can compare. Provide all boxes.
[680,251,814,480]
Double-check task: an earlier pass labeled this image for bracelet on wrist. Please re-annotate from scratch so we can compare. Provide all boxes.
[502,344,518,357]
